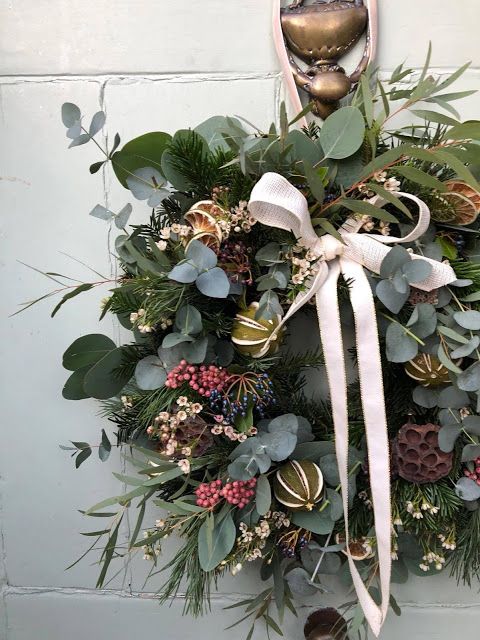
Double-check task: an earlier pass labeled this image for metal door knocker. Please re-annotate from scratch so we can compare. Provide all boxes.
[280,0,377,118]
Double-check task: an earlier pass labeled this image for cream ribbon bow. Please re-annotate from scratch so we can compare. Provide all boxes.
[248,172,457,637]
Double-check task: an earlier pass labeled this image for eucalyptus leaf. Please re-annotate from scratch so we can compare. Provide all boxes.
[228,455,259,481]
[90,204,114,221]
[376,279,409,314]
[175,304,202,336]
[285,567,318,597]
[412,386,439,409]
[454,310,480,330]
[451,336,480,359]
[69,134,90,148]
[62,366,91,400]
[402,259,433,284]
[255,475,272,516]
[135,355,167,390]
[380,246,411,278]
[461,444,480,462]
[385,322,418,362]
[291,510,334,535]
[407,303,437,338]
[196,268,230,298]
[258,431,297,462]
[437,385,470,409]
[198,511,236,572]
[319,106,365,160]
[457,362,480,392]
[63,334,116,371]
[304,161,325,202]
[61,102,81,128]
[438,425,462,452]
[115,203,132,229]
[181,336,209,363]
[112,131,171,188]
[83,347,131,399]
[162,333,194,348]
[455,477,480,501]
[89,111,106,137]
[126,167,168,207]
[168,262,198,283]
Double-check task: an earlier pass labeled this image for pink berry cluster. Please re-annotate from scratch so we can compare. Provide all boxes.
[222,479,257,509]
[165,360,229,397]
[464,456,480,485]
[195,478,257,509]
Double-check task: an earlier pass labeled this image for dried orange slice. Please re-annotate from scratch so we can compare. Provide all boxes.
[444,180,480,225]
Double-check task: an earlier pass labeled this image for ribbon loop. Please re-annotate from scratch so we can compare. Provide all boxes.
[249,172,457,637]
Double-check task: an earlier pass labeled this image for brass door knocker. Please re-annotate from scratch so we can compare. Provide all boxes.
[280,0,377,118]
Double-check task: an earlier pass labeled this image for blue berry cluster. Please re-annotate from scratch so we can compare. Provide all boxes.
[208,373,275,419]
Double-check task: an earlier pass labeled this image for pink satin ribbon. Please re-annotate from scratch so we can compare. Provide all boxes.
[249,172,456,636]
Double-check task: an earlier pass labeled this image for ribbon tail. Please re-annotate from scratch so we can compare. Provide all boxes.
[317,259,390,637]
[341,258,392,635]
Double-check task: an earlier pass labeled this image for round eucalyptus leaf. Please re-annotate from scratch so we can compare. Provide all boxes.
[168,262,199,284]
[462,444,480,462]
[376,279,409,314]
[186,240,217,271]
[83,347,131,399]
[175,304,203,335]
[319,453,340,486]
[457,362,480,392]
[454,310,480,330]
[259,431,297,462]
[62,334,116,371]
[291,509,334,535]
[135,355,167,390]
[112,132,171,188]
[126,167,165,201]
[319,106,365,160]
[62,366,91,400]
[451,336,480,359]
[228,455,259,480]
[285,567,318,597]
[89,111,106,137]
[455,477,480,501]
[380,246,411,279]
[385,322,418,362]
[325,488,343,522]
[194,115,245,151]
[412,385,439,409]
[437,385,470,409]
[162,332,194,348]
[402,259,433,283]
[61,102,81,128]
[287,129,323,166]
[196,267,230,298]
[438,425,462,452]
[267,413,299,434]
[181,336,209,364]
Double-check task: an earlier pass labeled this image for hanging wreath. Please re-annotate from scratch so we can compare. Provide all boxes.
[25,59,480,639]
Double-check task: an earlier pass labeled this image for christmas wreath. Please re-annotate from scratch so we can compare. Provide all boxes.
[26,58,480,639]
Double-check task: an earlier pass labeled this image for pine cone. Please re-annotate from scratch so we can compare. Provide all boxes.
[391,422,453,484]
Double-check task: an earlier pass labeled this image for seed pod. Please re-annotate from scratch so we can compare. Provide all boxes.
[231,302,283,358]
[274,460,324,511]
[404,353,450,387]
